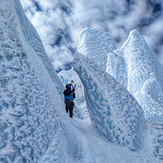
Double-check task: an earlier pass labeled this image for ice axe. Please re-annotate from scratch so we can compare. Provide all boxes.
[71,80,76,91]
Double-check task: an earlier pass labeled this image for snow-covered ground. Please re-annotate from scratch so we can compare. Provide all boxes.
[40,117,163,163]
[0,0,162,163]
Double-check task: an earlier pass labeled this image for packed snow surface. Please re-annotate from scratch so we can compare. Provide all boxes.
[41,117,163,163]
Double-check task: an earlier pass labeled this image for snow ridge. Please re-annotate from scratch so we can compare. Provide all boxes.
[0,1,162,161]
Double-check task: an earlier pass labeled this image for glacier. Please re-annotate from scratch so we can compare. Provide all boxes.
[77,27,116,70]
[0,0,163,162]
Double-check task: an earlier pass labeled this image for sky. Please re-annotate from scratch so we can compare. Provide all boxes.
[20,0,163,72]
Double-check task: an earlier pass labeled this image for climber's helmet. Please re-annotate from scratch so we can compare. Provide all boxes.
[66,84,71,89]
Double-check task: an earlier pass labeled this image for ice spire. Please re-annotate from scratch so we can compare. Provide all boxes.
[78,27,116,70]
[115,30,163,124]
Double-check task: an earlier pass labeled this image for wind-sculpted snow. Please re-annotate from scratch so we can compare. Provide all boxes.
[0,1,65,162]
[58,68,88,119]
[73,52,146,150]
[13,0,64,98]
[78,28,116,70]
[115,30,163,124]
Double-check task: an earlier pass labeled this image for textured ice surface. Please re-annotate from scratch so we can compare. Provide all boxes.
[0,1,65,162]
[73,52,146,150]
[78,27,116,70]
[115,30,163,124]
[58,68,88,119]
[13,0,64,98]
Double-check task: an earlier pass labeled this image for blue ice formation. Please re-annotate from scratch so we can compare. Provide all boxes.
[78,27,116,70]
[73,52,146,150]
[0,1,65,162]
[115,30,163,124]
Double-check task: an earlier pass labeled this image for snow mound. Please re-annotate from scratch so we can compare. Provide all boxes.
[78,27,116,70]
[115,30,163,124]
[73,52,146,150]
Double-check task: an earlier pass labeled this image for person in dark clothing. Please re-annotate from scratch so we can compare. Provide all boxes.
[64,84,76,118]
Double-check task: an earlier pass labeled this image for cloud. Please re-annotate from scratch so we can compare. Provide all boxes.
[20,0,163,71]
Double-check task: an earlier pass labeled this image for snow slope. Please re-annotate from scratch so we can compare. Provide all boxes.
[106,52,128,89]
[73,52,163,161]
[78,28,116,70]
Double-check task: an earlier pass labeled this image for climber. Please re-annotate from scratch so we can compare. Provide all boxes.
[64,83,76,118]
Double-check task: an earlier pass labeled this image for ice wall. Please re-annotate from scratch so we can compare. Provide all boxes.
[73,52,146,150]
[0,1,65,162]
[13,0,64,98]
[78,28,116,70]
[115,30,163,124]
